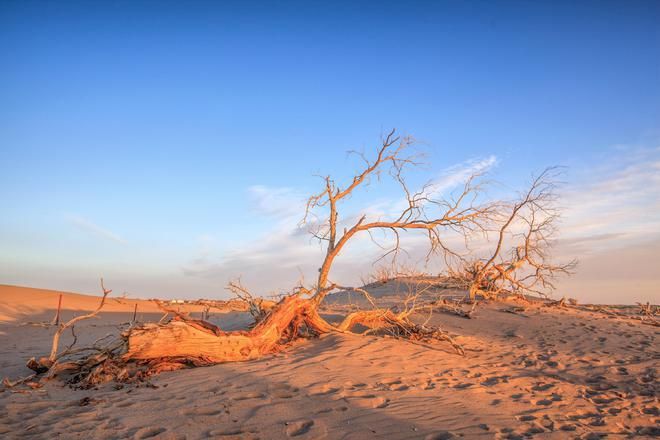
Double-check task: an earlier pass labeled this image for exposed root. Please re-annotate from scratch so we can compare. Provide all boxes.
[338,309,464,355]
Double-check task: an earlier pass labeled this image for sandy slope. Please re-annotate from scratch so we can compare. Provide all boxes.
[0,283,658,439]
[0,284,172,323]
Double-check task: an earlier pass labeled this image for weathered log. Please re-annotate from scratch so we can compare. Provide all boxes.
[124,295,326,363]
[123,296,463,366]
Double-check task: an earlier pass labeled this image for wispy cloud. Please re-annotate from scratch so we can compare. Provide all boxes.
[559,145,660,255]
[181,185,317,288]
[247,185,306,222]
[555,232,628,248]
[66,215,127,244]
[430,155,498,195]
[362,155,499,219]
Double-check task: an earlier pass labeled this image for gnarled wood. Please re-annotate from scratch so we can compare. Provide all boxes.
[124,295,325,363]
[122,295,463,370]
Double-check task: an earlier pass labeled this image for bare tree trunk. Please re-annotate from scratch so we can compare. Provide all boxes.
[124,296,327,363]
[123,294,463,368]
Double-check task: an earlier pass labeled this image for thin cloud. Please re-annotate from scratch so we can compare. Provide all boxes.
[430,155,498,195]
[554,232,627,247]
[560,145,660,252]
[363,155,499,219]
[66,214,127,245]
[247,185,306,222]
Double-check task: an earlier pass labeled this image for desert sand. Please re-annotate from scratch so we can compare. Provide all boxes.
[0,283,658,439]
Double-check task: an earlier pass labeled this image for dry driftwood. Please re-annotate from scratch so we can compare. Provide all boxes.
[125,294,464,364]
[23,279,112,375]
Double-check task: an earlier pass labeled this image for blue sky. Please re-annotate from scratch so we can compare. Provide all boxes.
[1,1,659,302]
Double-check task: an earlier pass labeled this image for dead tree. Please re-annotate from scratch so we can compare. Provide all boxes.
[22,130,574,385]
[303,129,492,304]
[455,168,576,300]
[19,130,487,385]
[121,130,487,361]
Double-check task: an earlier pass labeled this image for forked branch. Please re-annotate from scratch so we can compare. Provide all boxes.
[49,278,112,361]
[303,129,493,303]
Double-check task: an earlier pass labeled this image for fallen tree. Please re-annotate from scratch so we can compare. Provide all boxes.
[21,285,463,388]
[19,129,573,386]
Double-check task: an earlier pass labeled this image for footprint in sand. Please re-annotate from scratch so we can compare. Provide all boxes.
[567,409,600,420]
[285,420,314,437]
[270,384,299,399]
[346,391,377,399]
[585,374,605,383]
[371,397,390,409]
[115,400,134,408]
[535,399,553,406]
[424,431,454,439]
[590,395,618,405]
[233,391,266,401]
[376,378,404,390]
[523,423,545,435]
[207,428,245,436]
[208,428,260,439]
[517,415,536,422]
[182,407,226,417]
[616,366,629,375]
[344,390,390,408]
[495,428,524,439]
[208,385,226,394]
[310,384,340,396]
[641,405,659,416]
[134,427,167,439]
[607,406,623,415]
[481,376,509,386]
[531,383,554,392]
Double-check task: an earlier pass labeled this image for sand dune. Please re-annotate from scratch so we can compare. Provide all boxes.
[0,284,169,323]
[0,283,658,439]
